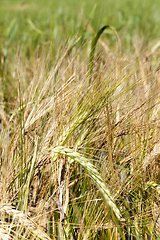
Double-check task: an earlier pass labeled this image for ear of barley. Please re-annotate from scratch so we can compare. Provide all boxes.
[0,205,52,240]
[52,146,122,221]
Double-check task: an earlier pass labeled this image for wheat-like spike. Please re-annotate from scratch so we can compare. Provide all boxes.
[52,146,122,221]
[0,205,52,240]
[0,226,10,240]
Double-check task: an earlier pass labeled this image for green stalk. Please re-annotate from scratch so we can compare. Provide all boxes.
[151,214,160,240]
[88,25,110,85]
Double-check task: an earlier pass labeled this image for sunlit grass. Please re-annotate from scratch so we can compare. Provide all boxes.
[0,1,160,239]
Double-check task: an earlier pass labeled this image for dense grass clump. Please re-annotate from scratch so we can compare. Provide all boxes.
[0,1,160,239]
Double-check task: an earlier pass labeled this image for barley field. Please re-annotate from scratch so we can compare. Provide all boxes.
[0,0,160,239]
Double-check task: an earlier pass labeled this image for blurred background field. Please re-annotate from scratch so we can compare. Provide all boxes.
[1,0,160,57]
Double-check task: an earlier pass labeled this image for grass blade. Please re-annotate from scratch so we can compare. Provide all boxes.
[89,25,110,85]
